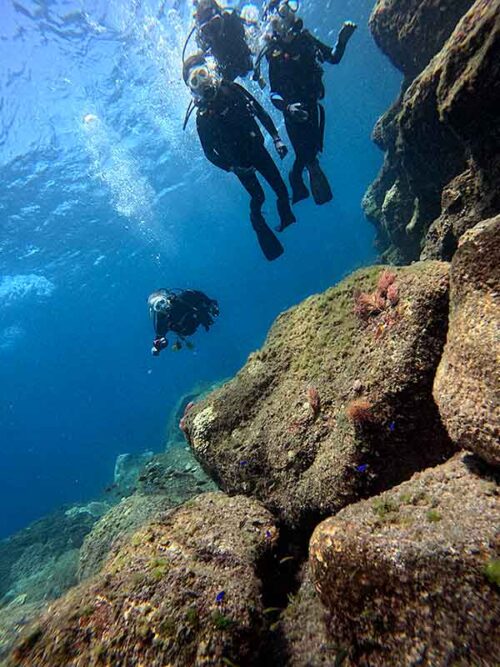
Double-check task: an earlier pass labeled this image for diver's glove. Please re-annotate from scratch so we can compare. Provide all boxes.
[338,20,357,45]
[273,137,288,159]
[287,102,309,122]
[151,337,168,356]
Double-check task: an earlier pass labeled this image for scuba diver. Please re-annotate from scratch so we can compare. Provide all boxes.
[256,0,357,205]
[148,288,219,356]
[183,53,296,262]
[186,0,254,82]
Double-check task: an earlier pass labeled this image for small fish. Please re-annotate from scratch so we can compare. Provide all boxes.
[239,460,248,466]
[389,421,396,432]
[356,464,368,473]
[279,556,295,565]
[263,607,282,615]
[216,591,225,603]
[265,530,272,539]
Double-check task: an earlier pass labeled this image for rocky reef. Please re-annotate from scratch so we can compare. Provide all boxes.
[364,0,500,263]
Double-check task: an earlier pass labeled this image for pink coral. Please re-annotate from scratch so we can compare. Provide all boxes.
[353,290,384,320]
[377,269,396,296]
[386,283,399,306]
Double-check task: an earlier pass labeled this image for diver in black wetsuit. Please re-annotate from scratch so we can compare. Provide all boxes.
[191,0,254,81]
[183,54,296,262]
[256,0,356,205]
[148,288,219,356]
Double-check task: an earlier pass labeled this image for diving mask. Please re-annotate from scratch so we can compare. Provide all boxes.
[269,1,299,39]
[188,64,220,101]
[150,295,169,314]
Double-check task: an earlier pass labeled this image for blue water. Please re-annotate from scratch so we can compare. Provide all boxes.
[0,0,400,538]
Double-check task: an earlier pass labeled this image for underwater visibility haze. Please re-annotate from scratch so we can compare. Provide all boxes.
[0,0,400,538]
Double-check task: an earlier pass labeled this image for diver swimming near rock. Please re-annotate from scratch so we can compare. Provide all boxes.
[183,53,296,261]
[256,0,357,205]
[148,288,219,356]
[184,0,255,83]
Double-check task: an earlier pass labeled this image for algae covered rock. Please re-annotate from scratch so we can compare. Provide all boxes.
[434,216,500,466]
[184,263,455,530]
[11,493,277,667]
[310,453,500,667]
[113,450,154,496]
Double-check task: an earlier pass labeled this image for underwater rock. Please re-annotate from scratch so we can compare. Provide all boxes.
[365,0,500,263]
[79,446,217,580]
[434,216,500,466]
[0,599,46,663]
[309,453,500,666]
[184,263,455,531]
[113,450,154,496]
[11,493,277,667]
[369,0,475,79]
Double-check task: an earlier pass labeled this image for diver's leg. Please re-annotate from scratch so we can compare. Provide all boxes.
[253,147,296,233]
[236,171,284,261]
[284,116,310,204]
[304,103,333,205]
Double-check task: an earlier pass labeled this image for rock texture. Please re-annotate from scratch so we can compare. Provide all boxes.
[434,216,500,466]
[365,0,500,263]
[310,453,500,667]
[10,493,277,667]
[184,263,455,531]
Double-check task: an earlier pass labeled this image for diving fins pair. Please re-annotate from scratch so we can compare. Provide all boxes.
[289,160,333,206]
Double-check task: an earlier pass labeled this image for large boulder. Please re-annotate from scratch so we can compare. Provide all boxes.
[184,263,455,531]
[365,0,500,263]
[434,216,500,466]
[10,493,277,667]
[310,453,500,666]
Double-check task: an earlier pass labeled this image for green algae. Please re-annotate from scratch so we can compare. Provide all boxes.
[483,559,500,588]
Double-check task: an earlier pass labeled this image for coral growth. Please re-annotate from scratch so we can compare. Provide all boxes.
[345,399,375,424]
[353,269,400,337]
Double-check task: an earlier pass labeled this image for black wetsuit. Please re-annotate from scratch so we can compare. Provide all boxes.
[196,81,295,260]
[265,28,350,203]
[153,290,218,339]
[197,10,253,81]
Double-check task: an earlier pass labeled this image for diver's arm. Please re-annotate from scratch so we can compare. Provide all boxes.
[234,83,280,140]
[252,44,269,83]
[325,22,357,64]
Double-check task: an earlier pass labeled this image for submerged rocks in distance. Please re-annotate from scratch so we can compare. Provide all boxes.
[365,0,500,263]
[184,263,455,531]
[434,216,500,466]
[310,453,500,667]
[11,493,277,667]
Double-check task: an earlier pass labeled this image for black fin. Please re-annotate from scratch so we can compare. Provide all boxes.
[307,160,333,205]
[289,168,310,204]
[251,213,284,261]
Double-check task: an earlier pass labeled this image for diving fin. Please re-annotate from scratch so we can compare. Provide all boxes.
[307,160,333,205]
[251,213,284,261]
